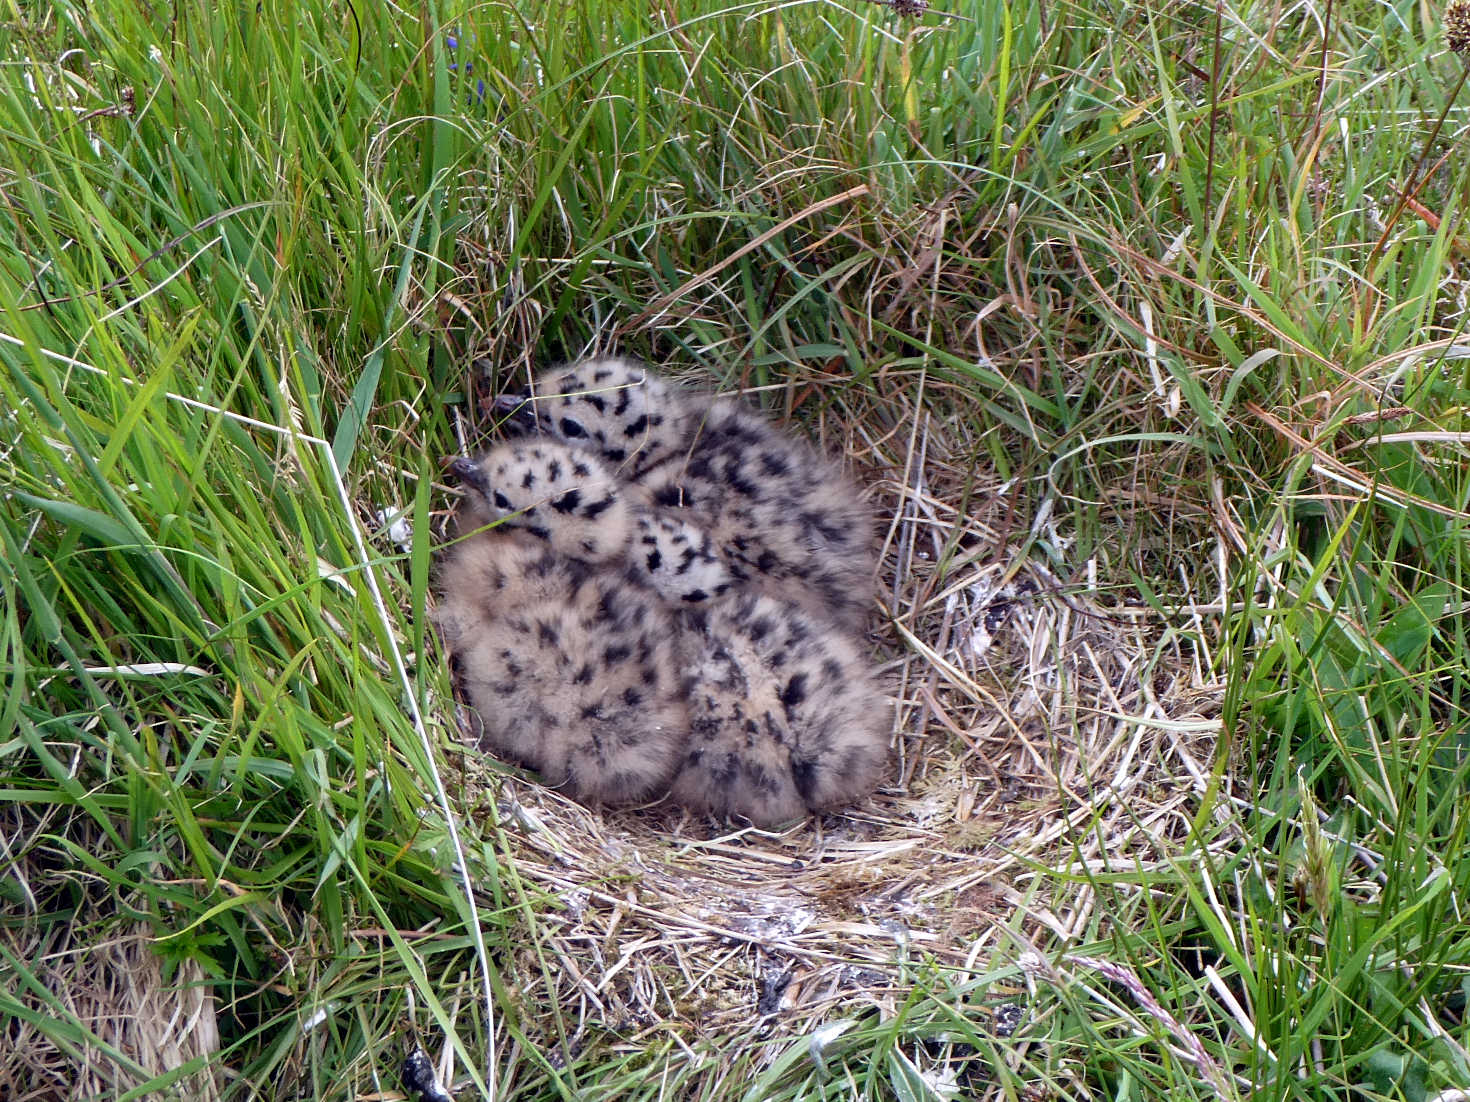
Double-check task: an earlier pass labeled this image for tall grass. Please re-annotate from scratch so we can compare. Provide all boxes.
[2,0,1468,1098]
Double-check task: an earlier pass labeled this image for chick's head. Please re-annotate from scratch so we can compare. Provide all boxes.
[448,441,632,563]
[493,356,695,470]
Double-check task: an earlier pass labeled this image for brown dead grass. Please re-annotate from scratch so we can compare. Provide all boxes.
[0,809,222,1101]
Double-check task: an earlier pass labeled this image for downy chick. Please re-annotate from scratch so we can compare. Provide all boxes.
[669,590,890,828]
[494,356,700,478]
[451,440,735,606]
[437,448,689,805]
[495,357,877,632]
[447,439,888,825]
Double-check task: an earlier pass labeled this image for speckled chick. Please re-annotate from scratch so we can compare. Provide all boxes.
[445,439,888,824]
[668,590,890,828]
[448,441,629,562]
[496,357,877,631]
[494,356,701,478]
[437,449,690,806]
[451,440,735,606]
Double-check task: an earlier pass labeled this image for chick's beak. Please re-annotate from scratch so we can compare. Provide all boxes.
[492,391,540,433]
[445,456,488,492]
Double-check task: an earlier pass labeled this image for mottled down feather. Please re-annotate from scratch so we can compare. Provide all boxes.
[498,357,878,631]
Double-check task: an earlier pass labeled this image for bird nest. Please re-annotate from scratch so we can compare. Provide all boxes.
[436,363,1226,1073]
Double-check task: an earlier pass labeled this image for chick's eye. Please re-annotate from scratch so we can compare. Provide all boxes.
[559,417,586,439]
[492,491,512,511]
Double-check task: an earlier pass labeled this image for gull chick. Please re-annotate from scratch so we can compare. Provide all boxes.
[669,591,890,828]
[443,437,888,825]
[437,450,688,806]
[496,357,878,631]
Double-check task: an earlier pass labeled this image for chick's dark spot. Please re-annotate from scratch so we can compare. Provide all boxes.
[730,472,760,498]
[791,758,819,801]
[780,673,809,713]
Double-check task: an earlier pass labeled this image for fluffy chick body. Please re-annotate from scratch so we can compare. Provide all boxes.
[500,357,877,631]
[497,356,700,478]
[443,437,888,824]
[669,591,890,828]
[452,439,733,606]
[438,447,688,806]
